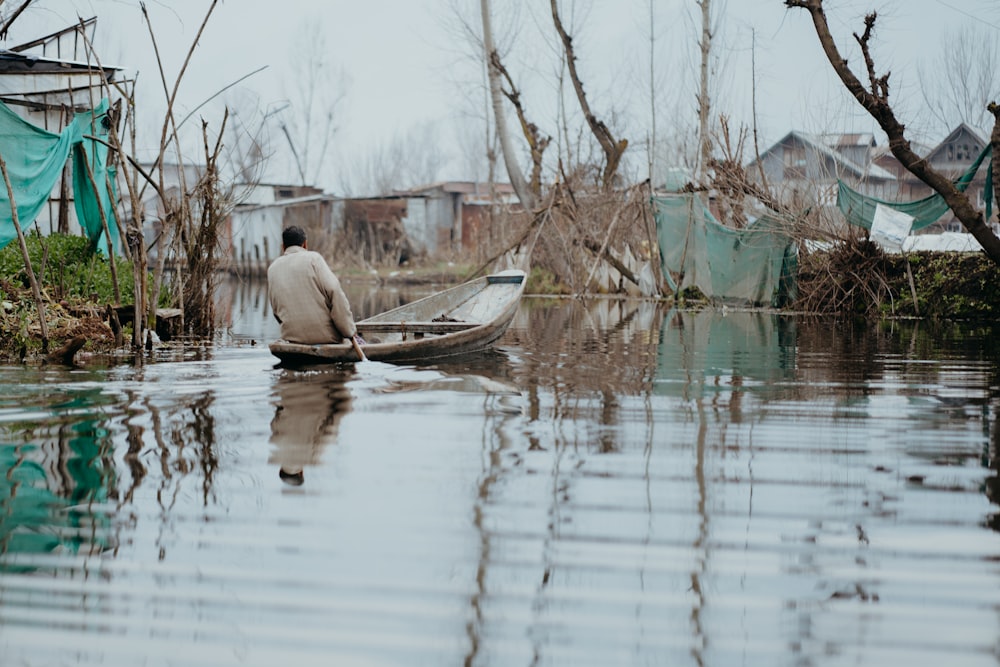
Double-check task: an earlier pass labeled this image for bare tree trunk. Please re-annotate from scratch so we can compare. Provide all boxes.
[480,0,537,211]
[549,0,628,190]
[490,53,550,198]
[750,29,770,192]
[787,0,1000,265]
[648,0,656,185]
[0,150,49,352]
[989,103,1000,225]
[697,0,712,181]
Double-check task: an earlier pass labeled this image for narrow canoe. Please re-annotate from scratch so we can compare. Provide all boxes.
[269,269,527,365]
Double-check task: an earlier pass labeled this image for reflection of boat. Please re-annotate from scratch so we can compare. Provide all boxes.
[269,270,526,365]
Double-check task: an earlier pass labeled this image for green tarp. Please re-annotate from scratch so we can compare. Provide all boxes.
[652,194,798,307]
[836,144,993,231]
[0,98,118,255]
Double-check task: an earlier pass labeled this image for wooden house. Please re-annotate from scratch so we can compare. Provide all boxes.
[898,124,992,233]
[393,181,518,255]
[0,18,126,240]
[747,130,898,212]
[227,183,340,276]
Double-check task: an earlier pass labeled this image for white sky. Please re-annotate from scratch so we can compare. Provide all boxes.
[3,0,998,193]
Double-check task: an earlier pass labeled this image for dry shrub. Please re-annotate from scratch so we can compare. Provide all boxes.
[474,182,658,295]
[794,237,897,317]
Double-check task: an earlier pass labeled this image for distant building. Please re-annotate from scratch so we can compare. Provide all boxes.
[0,18,126,240]
[227,183,340,275]
[393,181,519,255]
[750,125,997,235]
[897,124,992,233]
[747,130,897,212]
[225,180,521,274]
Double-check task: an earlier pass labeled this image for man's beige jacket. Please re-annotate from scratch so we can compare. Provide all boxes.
[267,246,357,344]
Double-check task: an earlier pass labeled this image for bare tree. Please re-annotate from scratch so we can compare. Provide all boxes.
[549,0,627,190]
[222,92,275,187]
[279,19,348,188]
[338,122,448,196]
[481,0,537,211]
[786,0,1000,265]
[918,24,1000,137]
[696,0,712,180]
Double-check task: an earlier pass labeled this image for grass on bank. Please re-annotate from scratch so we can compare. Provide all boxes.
[0,232,163,360]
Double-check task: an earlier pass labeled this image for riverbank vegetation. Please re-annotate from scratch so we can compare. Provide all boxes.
[0,232,170,361]
[3,1,1000,365]
[794,238,1000,320]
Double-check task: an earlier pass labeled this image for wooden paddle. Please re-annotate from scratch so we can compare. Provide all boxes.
[350,334,368,362]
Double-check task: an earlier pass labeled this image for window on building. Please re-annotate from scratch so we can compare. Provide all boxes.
[783,145,807,179]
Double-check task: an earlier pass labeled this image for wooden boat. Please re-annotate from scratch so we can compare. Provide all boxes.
[269,269,527,365]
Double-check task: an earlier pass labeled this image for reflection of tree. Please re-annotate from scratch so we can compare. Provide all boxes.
[457,362,525,666]
[689,399,708,665]
[985,351,1000,530]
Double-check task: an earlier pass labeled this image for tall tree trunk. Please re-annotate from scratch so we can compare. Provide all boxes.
[697,0,712,181]
[480,0,536,212]
[647,0,656,184]
[549,0,628,190]
[787,0,1000,265]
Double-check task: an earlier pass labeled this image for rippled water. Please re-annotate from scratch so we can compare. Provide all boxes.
[1,279,999,666]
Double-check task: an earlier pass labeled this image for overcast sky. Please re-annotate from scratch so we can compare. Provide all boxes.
[4,0,997,193]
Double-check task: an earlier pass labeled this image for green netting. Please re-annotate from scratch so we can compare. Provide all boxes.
[72,101,119,256]
[0,98,118,256]
[837,144,993,231]
[652,194,798,307]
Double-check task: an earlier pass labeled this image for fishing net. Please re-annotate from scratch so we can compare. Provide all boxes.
[652,193,798,307]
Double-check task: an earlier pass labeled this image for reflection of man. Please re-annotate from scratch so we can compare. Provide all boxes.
[269,368,353,486]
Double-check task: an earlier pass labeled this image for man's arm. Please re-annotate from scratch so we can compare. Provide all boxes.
[312,255,357,339]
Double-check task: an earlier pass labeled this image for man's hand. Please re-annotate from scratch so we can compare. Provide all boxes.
[352,334,366,346]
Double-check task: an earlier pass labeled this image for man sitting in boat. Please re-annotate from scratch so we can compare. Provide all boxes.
[267,225,363,347]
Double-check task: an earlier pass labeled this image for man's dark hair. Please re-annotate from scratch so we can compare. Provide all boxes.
[282,225,307,248]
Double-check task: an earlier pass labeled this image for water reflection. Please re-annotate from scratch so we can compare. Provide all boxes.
[0,291,999,666]
[656,308,797,400]
[269,367,354,485]
[0,382,116,569]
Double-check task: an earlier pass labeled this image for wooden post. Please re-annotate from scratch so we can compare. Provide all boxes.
[0,150,50,352]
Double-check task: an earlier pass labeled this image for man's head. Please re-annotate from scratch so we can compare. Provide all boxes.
[282,225,307,250]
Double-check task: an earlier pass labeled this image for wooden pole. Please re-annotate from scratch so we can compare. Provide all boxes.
[351,335,367,362]
[0,149,50,352]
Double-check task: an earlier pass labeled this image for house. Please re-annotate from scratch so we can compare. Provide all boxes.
[225,180,521,274]
[393,181,519,255]
[747,130,898,210]
[896,124,992,233]
[332,181,519,265]
[227,183,341,276]
[0,18,126,241]
[750,125,1000,236]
